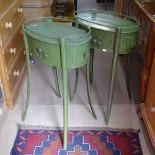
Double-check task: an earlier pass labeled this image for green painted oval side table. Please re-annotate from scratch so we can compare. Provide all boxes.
[75,9,139,124]
[22,17,96,150]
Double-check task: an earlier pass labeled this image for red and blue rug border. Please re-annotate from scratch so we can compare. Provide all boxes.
[11,125,143,155]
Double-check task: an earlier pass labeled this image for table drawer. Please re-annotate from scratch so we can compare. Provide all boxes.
[4,26,23,71]
[0,0,24,48]
[0,0,14,17]
[8,48,25,92]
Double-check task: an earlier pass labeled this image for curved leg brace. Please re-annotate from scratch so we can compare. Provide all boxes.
[53,67,61,97]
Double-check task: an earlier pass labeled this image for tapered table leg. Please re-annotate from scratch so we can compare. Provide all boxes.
[60,38,68,150]
[105,28,121,125]
[22,31,31,121]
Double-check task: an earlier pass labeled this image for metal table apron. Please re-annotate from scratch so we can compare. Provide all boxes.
[22,17,96,150]
[75,9,139,124]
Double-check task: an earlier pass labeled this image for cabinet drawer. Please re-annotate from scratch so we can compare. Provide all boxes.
[0,0,14,17]
[4,26,23,71]
[23,0,50,6]
[0,0,24,48]
[145,56,155,129]
[8,48,25,92]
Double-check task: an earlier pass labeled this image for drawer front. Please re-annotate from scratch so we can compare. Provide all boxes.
[0,0,14,17]
[8,48,26,92]
[145,56,155,129]
[0,0,24,48]
[4,26,23,71]
[23,0,50,6]
[23,7,51,19]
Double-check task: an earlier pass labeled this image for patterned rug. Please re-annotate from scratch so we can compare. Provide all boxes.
[11,126,143,155]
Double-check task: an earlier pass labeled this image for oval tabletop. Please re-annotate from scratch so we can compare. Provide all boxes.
[24,22,90,44]
[75,10,139,33]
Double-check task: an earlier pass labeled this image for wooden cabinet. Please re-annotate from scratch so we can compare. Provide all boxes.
[123,0,155,149]
[0,0,26,109]
[96,0,115,3]
[123,0,155,102]
[0,77,4,106]
[114,0,123,13]
[51,0,75,20]
[23,0,52,19]
[139,54,155,149]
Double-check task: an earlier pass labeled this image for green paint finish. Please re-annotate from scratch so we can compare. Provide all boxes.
[24,18,91,68]
[76,10,138,32]
[22,17,97,150]
[26,22,89,44]
[28,37,90,68]
[75,10,139,54]
[90,28,138,54]
[53,67,61,97]
[75,10,139,125]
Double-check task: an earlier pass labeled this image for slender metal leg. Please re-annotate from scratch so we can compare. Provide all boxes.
[105,28,121,125]
[126,54,132,100]
[86,58,97,119]
[48,17,61,97]
[89,48,94,90]
[60,38,68,150]
[53,67,61,97]
[22,30,31,121]
[70,69,79,101]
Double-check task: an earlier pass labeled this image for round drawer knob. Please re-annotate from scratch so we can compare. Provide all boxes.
[93,38,97,44]
[102,48,108,53]
[84,52,89,60]
[97,41,101,47]
[151,107,155,112]
[5,22,12,29]
[13,71,20,77]
[17,8,23,13]
[44,53,48,57]
[20,29,23,34]
[0,38,2,47]
[9,48,16,54]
